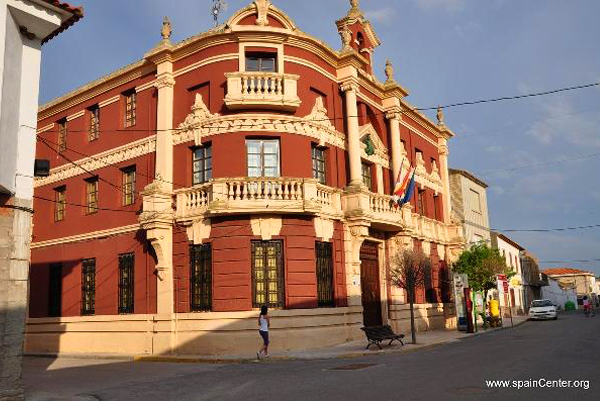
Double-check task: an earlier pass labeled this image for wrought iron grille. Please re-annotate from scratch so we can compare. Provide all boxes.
[81,258,96,315]
[252,240,284,308]
[118,253,135,314]
[316,241,335,307]
[190,244,212,312]
[125,92,136,127]
[424,264,437,304]
[48,263,62,317]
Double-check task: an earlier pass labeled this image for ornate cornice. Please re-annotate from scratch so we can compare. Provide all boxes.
[34,136,156,188]
[174,96,345,149]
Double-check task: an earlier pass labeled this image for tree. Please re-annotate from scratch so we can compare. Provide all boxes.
[390,249,432,344]
[453,243,512,328]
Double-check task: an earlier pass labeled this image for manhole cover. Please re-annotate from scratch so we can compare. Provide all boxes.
[330,363,377,371]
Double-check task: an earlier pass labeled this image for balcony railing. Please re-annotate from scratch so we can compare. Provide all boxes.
[175,177,335,221]
[224,72,301,111]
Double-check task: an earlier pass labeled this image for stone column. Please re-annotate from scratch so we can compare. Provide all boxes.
[438,138,451,224]
[386,109,402,181]
[341,81,363,187]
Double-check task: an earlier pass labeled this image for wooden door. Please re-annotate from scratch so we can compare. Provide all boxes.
[360,242,382,327]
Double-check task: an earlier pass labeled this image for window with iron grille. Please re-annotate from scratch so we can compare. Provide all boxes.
[54,186,66,221]
[417,189,426,215]
[190,244,212,312]
[316,242,335,307]
[48,263,62,317]
[85,177,99,214]
[122,166,136,206]
[247,139,280,178]
[118,253,134,314]
[312,146,326,185]
[58,119,67,152]
[361,162,372,190]
[81,258,95,315]
[124,91,136,127]
[89,106,100,141]
[192,146,212,185]
[252,240,284,308]
[424,264,435,303]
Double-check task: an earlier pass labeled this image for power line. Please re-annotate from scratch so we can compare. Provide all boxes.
[479,151,600,176]
[462,219,600,234]
[37,135,144,199]
[32,194,141,214]
[541,259,600,265]
[36,135,189,191]
[34,80,600,136]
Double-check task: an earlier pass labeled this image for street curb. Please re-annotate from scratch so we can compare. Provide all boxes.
[26,320,530,365]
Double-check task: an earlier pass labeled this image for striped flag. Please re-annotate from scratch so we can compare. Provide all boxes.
[392,159,415,208]
[399,169,417,207]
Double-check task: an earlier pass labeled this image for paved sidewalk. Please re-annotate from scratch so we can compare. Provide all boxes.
[132,315,529,363]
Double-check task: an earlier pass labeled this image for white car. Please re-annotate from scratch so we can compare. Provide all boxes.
[528,299,558,320]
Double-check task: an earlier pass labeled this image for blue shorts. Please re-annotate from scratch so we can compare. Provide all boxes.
[259,330,269,346]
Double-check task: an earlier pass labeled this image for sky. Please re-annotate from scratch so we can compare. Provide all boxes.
[39,0,600,275]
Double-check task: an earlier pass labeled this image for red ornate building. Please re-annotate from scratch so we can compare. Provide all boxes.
[27,0,463,357]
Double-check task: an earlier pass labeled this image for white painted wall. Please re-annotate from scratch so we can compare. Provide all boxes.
[542,278,578,310]
[0,0,66,198]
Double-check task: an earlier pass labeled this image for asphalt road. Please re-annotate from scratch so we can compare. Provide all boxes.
[25,311,600,401]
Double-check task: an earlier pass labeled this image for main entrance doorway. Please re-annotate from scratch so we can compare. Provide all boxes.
[360,241,382,327]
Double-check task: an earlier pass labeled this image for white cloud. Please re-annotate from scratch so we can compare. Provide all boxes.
[514,172,566,195]
[365,8,397,24]
[527,97,600,147]
[412,0,466,13]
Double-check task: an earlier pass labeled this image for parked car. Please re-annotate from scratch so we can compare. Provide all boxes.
[528,299,558,320]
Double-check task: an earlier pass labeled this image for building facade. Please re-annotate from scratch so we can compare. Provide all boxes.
[27,0,463,357]
[449,169,491,246]
[0,0,81,398]
[542,268,598,307]
[490,232,525,315]
[520,251,548,311]
[542,277,578,310]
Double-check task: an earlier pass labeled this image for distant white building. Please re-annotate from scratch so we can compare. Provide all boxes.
[490,232,526,315]
[542,277,578,310]
[449,168,491,246]
[0,1,82,399]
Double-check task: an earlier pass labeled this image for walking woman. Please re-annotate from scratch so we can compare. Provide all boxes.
[257,305,270,360]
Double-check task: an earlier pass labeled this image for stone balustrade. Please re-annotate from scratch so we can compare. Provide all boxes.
[224,71,301,111]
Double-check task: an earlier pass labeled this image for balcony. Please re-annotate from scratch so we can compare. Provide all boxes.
[224,72,301,111]
[175,177,341,222]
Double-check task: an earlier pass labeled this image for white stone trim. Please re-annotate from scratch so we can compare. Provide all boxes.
[283,55,338,82]
[173,53,239,78]
[34,136,156,188]
[136,80,157,93]
[30,224,140,249]
[250,215,282,240]
[98,95,120,108]
[66,110,84,121]
[36,123,55,134]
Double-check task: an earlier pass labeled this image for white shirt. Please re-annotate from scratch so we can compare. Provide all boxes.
[259,315,269,332]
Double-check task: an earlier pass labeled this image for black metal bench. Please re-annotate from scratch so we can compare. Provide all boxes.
[360,325,405,350]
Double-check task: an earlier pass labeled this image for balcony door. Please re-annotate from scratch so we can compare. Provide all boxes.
[246,139,280,178]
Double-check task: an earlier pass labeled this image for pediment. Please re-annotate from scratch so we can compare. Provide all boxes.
[226,0,297,31]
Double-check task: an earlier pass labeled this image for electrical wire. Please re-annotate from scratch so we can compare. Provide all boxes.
[479,151,600,176]
[34,80,600,136]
